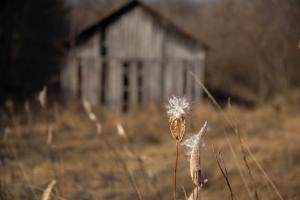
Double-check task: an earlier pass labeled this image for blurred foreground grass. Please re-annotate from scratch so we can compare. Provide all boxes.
[1,95,300,200]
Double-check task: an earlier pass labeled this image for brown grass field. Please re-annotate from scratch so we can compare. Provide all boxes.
[1,93,300,200]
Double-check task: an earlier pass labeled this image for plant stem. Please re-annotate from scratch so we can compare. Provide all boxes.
[174,141,179,200]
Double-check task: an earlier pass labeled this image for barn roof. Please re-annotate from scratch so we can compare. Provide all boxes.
[73,0,209,50]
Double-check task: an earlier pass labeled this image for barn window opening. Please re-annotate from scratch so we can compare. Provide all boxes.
[122,62,130,112]
[137,61,143,105]
[77,58,82,99]
[101,62,107,104]
[100,29,107,104]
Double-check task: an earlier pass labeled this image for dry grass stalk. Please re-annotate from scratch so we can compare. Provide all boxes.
[166,96,190,200]
[37,86,47,108]
[3,127,11,142]
[102,137,144,200]
[181,186,188,200]
[119,124,162,200]
[47,125,53,145]
[6,141,39,200]
[242,148,260,200]
[82,98,102,134]
[82,100,143,200]
[4,99,16,126]
[214,148,235,200]
[227,100,260,200]
[41,180,56,200]
[188,187,201,200]
[116,122,128,139]
[24,100,33,124]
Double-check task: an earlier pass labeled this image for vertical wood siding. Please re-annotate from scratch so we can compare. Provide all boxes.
[129,62,138,106]
[61,53,78,101]
[62,34,102,105]
[106,60,122,112]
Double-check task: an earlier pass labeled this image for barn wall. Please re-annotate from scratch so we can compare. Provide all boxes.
[62,5,206,111]
[77,34,102,105]
[62,34,102,105]
[105,6,165,111]
[61,52,78,102]
[163,32,206,102]
[106,7,164,59]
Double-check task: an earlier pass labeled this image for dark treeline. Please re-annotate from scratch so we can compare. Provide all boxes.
[0,0,69,102]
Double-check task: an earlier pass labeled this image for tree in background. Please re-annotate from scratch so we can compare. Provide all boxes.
[152,0,300,103]
[0,0,69,101]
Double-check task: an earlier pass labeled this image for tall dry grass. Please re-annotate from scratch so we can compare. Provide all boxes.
[1,78,299,199]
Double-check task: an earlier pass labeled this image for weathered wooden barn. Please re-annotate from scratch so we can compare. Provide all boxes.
[61,0,208,112]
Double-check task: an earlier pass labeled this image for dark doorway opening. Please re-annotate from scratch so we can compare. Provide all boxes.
[137,61,143,105]
[122,61,130,112]
[77,58,82,99]
[100,29,107,104]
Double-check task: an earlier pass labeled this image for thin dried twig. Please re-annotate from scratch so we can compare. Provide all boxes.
[213,148,235,200]
[120,128,162,200]
[242,148,260,200]
[228,99,260,200]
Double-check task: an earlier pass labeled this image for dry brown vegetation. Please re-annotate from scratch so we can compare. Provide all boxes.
[1,90,300,200]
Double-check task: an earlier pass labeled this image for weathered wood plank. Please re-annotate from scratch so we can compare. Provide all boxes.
[163,61,174,102]
[61,54,78,101]
[173,61,184,97]
[129,62,138,106]
[184,61,193,101]
[192,60,203,102]
[106,60,122,112]
[143,61,161,104]
[106,7,163,59]
[81,58,101,105]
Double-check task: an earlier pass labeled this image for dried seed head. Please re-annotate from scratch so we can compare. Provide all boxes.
[170,117,186,142]
[166,96,190,120]
[184,122,207,186]
[166,96,189,142]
